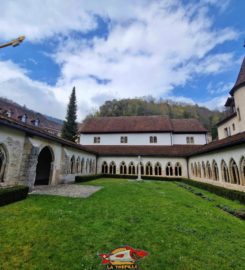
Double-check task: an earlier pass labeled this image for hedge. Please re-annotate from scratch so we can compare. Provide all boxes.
[0,185,29,207]
[181,178,245,205]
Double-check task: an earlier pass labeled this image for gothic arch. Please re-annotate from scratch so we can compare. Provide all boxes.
[194,163,198,177]
[230,159,240,185]
[206,161,212,179]
[85,159,89,174]
[166,162,173,176]
[221,160,230,183]
[240,157,245,185]
[120,161,127,175]
[109,161,116,174]
[35,146,54,185]
[197,162,201,178]
[81,158,84,173]
[101,161,108,174]
[175,162,182,177]
[212,160,219,181]
[128,162,136,175]
[202,161,206,178]
[154,162,162,176]
[70,155,75,174]
[145,162,153,176]
[0,144,8,182]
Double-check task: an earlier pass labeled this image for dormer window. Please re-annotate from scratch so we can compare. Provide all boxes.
[20,114,28,123]
[186,136,194,144]
[32,119,40,127]
[5,110,12,117]
[120,136,128,143]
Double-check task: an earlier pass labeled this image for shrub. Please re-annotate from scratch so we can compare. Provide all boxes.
[181,178,245,205]
[0,185,29,207]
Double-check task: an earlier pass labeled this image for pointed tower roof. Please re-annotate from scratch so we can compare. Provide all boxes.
[230,57,245,95]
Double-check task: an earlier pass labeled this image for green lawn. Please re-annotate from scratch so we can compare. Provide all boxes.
[0,178,245,270]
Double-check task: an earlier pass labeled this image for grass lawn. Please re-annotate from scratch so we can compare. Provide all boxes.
[0,178,245,270]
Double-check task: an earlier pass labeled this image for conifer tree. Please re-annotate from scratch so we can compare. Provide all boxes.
[61,87,78,142]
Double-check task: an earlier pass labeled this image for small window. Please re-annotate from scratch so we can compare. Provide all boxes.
[120,136,128,143]
[232,123,235,131]
[186,136,194,144]
[150,136,157,143]
[93,137,100,143]
[237,107,241,121]
[224,128,229,137]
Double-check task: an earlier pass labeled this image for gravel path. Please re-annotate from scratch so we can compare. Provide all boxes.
[30,184,103,198]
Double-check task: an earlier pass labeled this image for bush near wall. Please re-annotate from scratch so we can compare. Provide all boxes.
[181,178,245,205]
[0,186,29,207]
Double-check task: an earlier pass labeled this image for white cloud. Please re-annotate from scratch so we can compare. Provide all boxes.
[0,0,240,119]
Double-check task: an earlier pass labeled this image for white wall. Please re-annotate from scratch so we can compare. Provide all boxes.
[80,133,172,145]
[172,133,207,145]
[80,132,207,146]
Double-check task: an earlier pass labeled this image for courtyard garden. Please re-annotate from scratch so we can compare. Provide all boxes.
[0,178,244,270]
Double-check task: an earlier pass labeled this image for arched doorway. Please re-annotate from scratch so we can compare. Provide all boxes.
[35,146,53,185]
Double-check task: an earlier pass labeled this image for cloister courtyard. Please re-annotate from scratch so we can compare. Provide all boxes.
[0,178,244,270]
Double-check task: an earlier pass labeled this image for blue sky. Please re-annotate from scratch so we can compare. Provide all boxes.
[0,0,244,120]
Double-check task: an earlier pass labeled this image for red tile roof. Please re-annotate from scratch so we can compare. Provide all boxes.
[230,57,245,95]
[80,116,207,134]
[0,98,62,135]
[171,119,207,133]
[0,114,96,155]
[82,145,201,157]
[190,131,245,156]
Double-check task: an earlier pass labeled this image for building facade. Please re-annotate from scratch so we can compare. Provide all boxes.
[0,58,245,192]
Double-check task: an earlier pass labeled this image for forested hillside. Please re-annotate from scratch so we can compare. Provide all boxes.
[87,97,225,139]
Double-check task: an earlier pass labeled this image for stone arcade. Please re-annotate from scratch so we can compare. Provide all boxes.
[0,57,245,192]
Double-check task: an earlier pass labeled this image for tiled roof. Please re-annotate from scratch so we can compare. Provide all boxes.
[82,145,201,157]
[0,115,96,155]
[171,119,207,133]
[230,57,245,95]
[80,116,207,133]
[189,131,245,156]
[216,112,237,126]
[0,98,62,135]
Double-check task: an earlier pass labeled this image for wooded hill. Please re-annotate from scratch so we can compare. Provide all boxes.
[87,97,225,139]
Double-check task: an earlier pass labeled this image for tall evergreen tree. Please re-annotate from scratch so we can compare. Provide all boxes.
[61,87,78,142]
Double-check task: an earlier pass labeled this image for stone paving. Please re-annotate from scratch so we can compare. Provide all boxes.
[30,184,103,198]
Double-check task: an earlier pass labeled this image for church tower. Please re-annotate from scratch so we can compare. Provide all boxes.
[217,56,245,139]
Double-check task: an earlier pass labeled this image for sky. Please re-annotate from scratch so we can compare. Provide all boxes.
[0,0,244,121]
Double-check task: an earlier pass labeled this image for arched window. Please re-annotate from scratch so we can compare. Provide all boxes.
[92,160,96,173]
[76,157,80,173]
[0,146,7,182]
[240,157,245,185]
[166,162,173,176]
[197,162,201,177]
[128,162,136,175]
[120,162,127,175]
[70,156,75,174]
[212,160,219,181]
[194,163,198,177]
[206,161,212,179]
[230,159,240,185]
[81,158,84,173]
[175,162,182,176]
[202,161,206,178]
[221,160,230,183]
[146,162,153,175]
[154,162,162,176]
[109,161,116,174]
[101,161,108,174]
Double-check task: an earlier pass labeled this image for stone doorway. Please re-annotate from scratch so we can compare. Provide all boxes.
[35,146,53,185]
